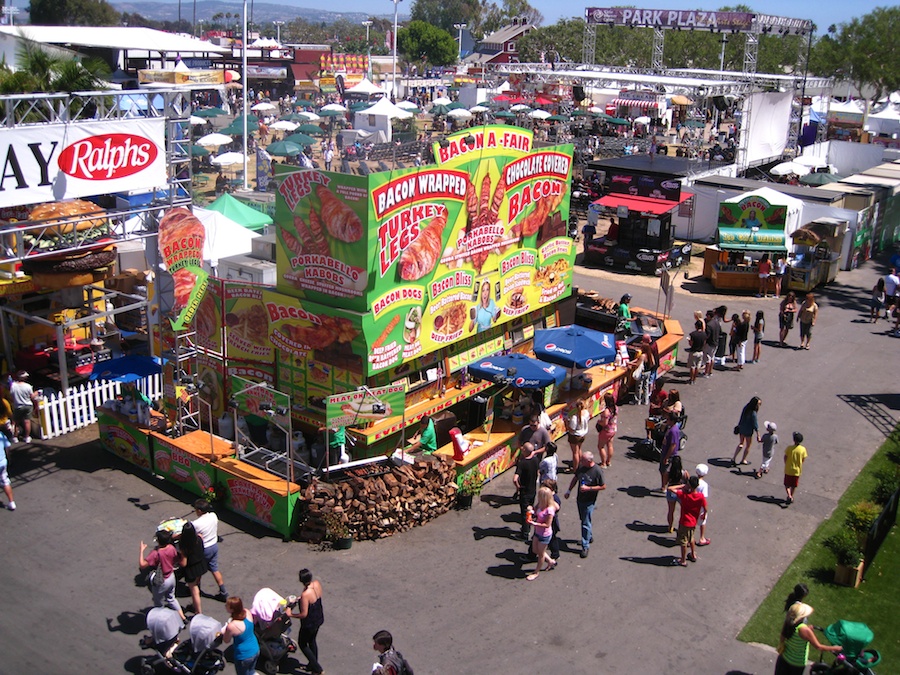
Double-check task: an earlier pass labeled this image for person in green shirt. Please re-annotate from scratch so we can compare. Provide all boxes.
[776,602,841,674]
[617,293,633,320]
[408,416,437,455]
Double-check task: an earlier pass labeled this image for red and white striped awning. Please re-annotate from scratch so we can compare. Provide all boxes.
[610,98,658,110]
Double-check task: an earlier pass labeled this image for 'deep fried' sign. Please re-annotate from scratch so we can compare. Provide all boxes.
[0,118,167,208]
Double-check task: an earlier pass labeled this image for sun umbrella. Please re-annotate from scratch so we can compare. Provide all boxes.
[770,161,810,177]
[571,110,590,116]
[296,124,324,135]
[320,103,347,112]
[90,355,162,383]
[295,111,320,122]
[266,140,303,157]
[447,108,473,119]
[494,110,516,119]
[634,115,652,125]
[211,151,246,166]
[446,101,465,110]
[232,113,259,126]
[194,107,226,118]
[283,133,316,146]
[533,326,617,369]
[219,122,247,136]
[432,96,452,106]
[196,132,233,147]
[607,117,630,125]
[529,109,551,120]
[430,103,452,116]
[799,172,844,186]
[511,104,532,112]
[318,109,344,118]
[396,100,419,110]
[191,144,210,156]
[189,115,207,126]
[547,114,569,122]
[270,120,298,132]
[466,352,566,389]
[251,101,277,112]
[469,105,490,113]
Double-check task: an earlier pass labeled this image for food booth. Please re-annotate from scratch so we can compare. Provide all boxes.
[704,187,802,292]
[787,218,847,292]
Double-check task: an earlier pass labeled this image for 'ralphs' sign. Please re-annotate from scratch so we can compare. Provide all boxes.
[0,117,166,209]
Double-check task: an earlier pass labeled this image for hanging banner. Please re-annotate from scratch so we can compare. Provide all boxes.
[0,117,167,209]
[325,384,406,429]
[196,277,224,354]
[585,7,754,30]
[718,194,787,230]
[230,374,290,430]
[157,207,209,330]
[224,283,274,362]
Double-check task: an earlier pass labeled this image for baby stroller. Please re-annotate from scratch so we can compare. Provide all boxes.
[811,621,881,675]
[251,588,299,675]
[139,607,226,675]
[634,409,688,462]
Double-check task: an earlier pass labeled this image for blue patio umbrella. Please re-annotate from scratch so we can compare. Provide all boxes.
[90,355,162,383]
[466,352,566,389]
[533,326,617,369]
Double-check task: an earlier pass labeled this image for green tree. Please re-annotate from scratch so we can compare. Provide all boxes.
[516,18,583,63]
[29,0,120,26]
[398,20,459,66]
[0,41,109,94]
[480,0,543,36]
[409,0,487,35]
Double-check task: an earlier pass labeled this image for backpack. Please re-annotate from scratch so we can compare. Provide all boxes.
[396,651,414,675]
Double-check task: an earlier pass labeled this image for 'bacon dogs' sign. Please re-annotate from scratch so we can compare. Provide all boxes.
[0,118,166,208]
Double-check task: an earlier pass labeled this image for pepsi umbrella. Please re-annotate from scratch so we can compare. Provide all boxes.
[533,326,617,369]
[90,355,162,383]
[467,352,566,389]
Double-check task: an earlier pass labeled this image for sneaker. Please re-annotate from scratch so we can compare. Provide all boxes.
[8,501,15,511]
[579,548,589,558]
[12,438,19,444]
[23,436,31,444]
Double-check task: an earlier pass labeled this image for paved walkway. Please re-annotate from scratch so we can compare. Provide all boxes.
[0,254,896,674]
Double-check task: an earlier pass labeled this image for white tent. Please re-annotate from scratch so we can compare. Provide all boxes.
[720,186,804,239]
[353,97,413,141]
[346,78,385,96]
[194,206,260,267]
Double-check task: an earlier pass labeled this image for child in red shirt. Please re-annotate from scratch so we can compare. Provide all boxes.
[668,476,707,567]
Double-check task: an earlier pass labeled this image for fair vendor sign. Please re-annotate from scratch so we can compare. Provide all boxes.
[325,384,406,429]
[0,117,166,208]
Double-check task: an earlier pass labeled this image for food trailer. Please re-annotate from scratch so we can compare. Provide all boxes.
[787,218,847,291]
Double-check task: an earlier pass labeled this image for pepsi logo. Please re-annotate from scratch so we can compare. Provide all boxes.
[514,377,526,386]
[585,359,594,367]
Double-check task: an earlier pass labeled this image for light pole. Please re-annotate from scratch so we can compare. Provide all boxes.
[197,18,204,38]
[362,20,372,45]
[273,20,284,43]
[391,0,402,101]
[719,36,727,72]
[242,0,249,191]
[453,23,466,62]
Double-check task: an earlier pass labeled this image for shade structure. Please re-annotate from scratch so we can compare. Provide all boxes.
[219,122,246,136]
[533,326,617,369]
[432,96,452,106]
[670,94,693,106]
[193,107,226,118]
[190,144,210,156]
[429,103,452,116]
[269,120,298,131]
[798,172,844,186]
[317,109,344,118]
[607,117,630,125]
[233,113,259,126]
[189,115,206,126]
[529,109,551,120]
[251,101,277,112]
[447,108,473,119]
[357,97,413,120]
[296,124,324,135]
[446,101,465,110]
[266,140,303,157]
[345,77,384,95]
[511,104,532,112]
[90,355,161,383]
[547,114,569,122]
[770,161,810,177]
[469,105,490,113]
[320,103,347,112]
[571,110,590,116]
[296,111,320,121]
[206,193,273,231]
[467,352,566,389]
[196,132,233,147]
[494,110,516,119]
[283,133,316,146]
[211,151,245,166]
[396,100,420,110]
[634,115,651,125]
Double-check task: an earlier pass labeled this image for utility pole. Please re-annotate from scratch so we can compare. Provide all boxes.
[273,20,284,43]
[453,23,467,62]
[392,0,402,101]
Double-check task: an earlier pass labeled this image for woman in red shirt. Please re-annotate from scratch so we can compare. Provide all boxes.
[757,254,772,297]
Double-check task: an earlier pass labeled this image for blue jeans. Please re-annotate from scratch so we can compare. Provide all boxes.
[577,501,595,550]
[235,654,259,675]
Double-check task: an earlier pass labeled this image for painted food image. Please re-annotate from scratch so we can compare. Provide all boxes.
[433,302,467,336]
[316,185,363,242]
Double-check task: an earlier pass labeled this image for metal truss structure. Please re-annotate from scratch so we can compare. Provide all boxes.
[582,22,596,65]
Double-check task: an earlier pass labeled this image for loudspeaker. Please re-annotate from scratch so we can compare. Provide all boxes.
[713,96,727,111]
[573,85,585,103]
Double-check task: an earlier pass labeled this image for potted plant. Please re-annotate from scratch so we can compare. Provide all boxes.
[457,470,485,509]
[322,512,353,549]
[845,501,880,550]
[824,529,863,588]
[202,484,226,505]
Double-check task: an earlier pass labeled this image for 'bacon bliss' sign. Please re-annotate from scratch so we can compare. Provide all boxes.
[0,117,166,209]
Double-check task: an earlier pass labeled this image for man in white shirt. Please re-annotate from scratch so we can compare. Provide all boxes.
[9,371,39,444]
[884,268,899,319]
[695,463,711,546]
[192,499,228,600]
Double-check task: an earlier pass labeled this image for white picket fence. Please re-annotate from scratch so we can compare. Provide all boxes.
[38,374,163,440]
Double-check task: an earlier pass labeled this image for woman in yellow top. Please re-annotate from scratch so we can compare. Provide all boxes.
[0,387,12,439]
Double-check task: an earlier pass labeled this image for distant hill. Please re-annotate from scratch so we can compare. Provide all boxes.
[113,0,395,26]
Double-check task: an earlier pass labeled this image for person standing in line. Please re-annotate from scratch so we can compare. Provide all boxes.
[595,392,618,469]
[735,309,751,370]
[0,384,14,440]
[519,414,550,455]
[665,455,689,533]
[686,320,706,384]
[755,421,779,479]
[798,293,819,350]
[513,442,541,540]
[566,399,590,473]
[288,569,325,674]
[778,292,799,346]
[783,432,808,506]
[372,630,413,675]
[658,411,682,492]
[727,312,741,363]
[0,431,15,510]
[192,499,229,600]
[695,464,710,546]
[757,253,772,297]
[751,310,766,364]
[666,475,707,567]
[703,309,722,378]
[222,597,260,675]
[9,371,39,444]
[884,267,899,319]
[643,334,660,391]
[774,603,841,675]
[565,451,605,558]
[541,478,562,561]
[538,441,558,483]
[732,396,762,467]
[525,486,558,580]
[773,255,788,297]
[870,278,886,323]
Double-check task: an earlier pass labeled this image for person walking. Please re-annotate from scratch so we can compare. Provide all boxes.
[323,143,334,172]
[783,432,808,505]
[667,475,707,567]
[751,310,766,364]
[735,310,751,370]
[525,486,558,580]
[513,442,541,540]
[774,602,841,675]
[289,569,325,674]
[566,399,590,473]
[732,396,762,467]
[372,630,413,675]
[884,267,900,319]
[778,292,798,346]
[755,421,779,479]
[0,431,15,511]
[9,371,39,444]
[595,392,618,468]
[658,411,682,492]
[139,530,186,622]
[222,597,260,675]
[192,499,229,600]
[178,522,207,616]
[870,278,886,323]
[695,464,710,546]
[565,451,605,558]
[798,293,819,350]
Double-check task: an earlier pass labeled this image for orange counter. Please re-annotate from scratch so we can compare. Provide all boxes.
[213,457,303,538]
[150,430,235,498]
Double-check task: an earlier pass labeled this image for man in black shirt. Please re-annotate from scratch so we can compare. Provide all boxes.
[687,320,707,384]
[518,415,550,453]
[703,312,722,378]
[565,451,606,557]
[514,442,541,540]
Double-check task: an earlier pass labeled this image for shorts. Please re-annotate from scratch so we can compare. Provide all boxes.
[676,524,695,546]
[688,351,703,369]
[783,474,800,488]
[799,322,813,339]
[567,433,586,446]
[203,542,220,573]
[702,343,716,366]
[13,405,32,424]
[759,273,770,280]
[659,456,672,475]
[779,313,794,331]
[871,298,884,311]
[0,461,9,486]
[754,332,764,344]
[534,530,552,545]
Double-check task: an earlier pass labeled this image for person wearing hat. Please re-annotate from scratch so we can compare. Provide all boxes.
[695,464,710,546]
[9,371,39,444]
[776,602,841,674]
[756,421,779,480]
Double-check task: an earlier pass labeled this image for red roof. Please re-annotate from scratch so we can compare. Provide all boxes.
[594,192,694,215]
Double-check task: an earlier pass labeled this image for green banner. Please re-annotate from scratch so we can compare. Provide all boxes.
[718,194,788,230]
[718,227,787,250]
[326,384,406,429]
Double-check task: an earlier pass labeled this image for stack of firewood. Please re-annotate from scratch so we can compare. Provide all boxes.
[298,456,459,542]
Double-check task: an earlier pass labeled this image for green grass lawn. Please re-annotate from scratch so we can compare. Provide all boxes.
[739,430,900,667]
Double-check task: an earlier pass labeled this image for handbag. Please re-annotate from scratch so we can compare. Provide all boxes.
[733,425,740,435]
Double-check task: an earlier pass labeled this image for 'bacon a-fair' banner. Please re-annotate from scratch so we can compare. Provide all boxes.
[0,117,167,208]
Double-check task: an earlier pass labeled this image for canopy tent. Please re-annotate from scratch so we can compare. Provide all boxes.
[345,78,385,96]
[717,186,804,250]
[353,97,413,142]
[194,206,262,264]
[205,193,272,231]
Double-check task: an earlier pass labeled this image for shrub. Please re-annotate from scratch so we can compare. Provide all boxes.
[845,501,881,534]
[458,469,486,496]
[824,529,862,567]
[871,468,900,505]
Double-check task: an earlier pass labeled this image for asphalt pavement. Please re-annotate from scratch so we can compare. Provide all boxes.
[1,254,897,675]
